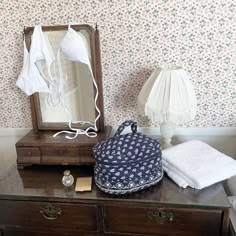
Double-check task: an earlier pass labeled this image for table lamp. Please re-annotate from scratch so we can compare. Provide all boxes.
[137,64,197,149]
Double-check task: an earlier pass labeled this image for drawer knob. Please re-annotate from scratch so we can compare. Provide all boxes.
[40,203,62,220]
[146,208,174,224]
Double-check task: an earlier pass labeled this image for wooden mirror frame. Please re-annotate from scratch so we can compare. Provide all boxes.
[24,24,105,132]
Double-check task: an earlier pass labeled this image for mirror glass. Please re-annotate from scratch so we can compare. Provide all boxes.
[25,25,104,131]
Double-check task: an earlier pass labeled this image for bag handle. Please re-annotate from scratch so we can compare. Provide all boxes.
[114,120,137,137]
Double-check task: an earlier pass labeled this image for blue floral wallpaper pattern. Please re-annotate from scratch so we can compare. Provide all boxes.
[0,0,235,128]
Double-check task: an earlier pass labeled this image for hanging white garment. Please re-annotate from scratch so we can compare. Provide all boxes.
[60,26,91,69]
[53,26,101,139]
[16,25,65,108]
[16,31,50,96]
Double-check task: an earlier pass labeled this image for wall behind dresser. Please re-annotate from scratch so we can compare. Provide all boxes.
[0,0,235,128]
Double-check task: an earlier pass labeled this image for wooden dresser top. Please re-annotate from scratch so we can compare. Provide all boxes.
[0,134,231,209]
[0,163,230,209]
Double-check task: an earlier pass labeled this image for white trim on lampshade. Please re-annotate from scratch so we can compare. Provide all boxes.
[137,65,197,125]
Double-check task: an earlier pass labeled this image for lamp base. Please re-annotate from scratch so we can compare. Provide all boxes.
[160,121,176,149]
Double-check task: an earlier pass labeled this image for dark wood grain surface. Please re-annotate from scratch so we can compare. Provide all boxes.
[0,160,230,209]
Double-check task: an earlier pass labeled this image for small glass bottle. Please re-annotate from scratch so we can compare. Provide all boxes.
[62,170,74,187]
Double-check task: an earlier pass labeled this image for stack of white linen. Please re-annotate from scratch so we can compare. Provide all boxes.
[162,140,236,189]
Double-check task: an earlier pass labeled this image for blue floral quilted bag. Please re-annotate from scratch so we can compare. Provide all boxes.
[93,120,163,195]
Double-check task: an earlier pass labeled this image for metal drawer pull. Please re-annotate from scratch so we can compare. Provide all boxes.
[40,203,62,220]
[146,208,174,224]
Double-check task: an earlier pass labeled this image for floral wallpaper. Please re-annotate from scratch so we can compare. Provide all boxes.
[0,0,235,128]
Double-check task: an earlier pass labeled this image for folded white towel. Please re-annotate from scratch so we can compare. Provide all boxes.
[162,159,192,188]
[162,140,236,189]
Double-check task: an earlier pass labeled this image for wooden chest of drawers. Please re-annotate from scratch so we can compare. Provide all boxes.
[15,127,111,169]
[0,165,231,236]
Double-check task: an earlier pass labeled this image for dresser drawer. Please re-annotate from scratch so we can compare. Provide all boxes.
[0,200,98,233]
[40,147,94,164]
[3,229,99,236]
[16,148,41,164]
[41,147,79,162]
[103,205,223,236]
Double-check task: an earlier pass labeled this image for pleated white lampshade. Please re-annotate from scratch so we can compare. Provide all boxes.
[137,64,197,148]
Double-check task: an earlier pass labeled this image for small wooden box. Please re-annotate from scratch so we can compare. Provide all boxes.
[16,126,112,169]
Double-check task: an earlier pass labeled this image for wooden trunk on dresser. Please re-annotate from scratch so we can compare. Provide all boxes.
[0,165,231,236]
